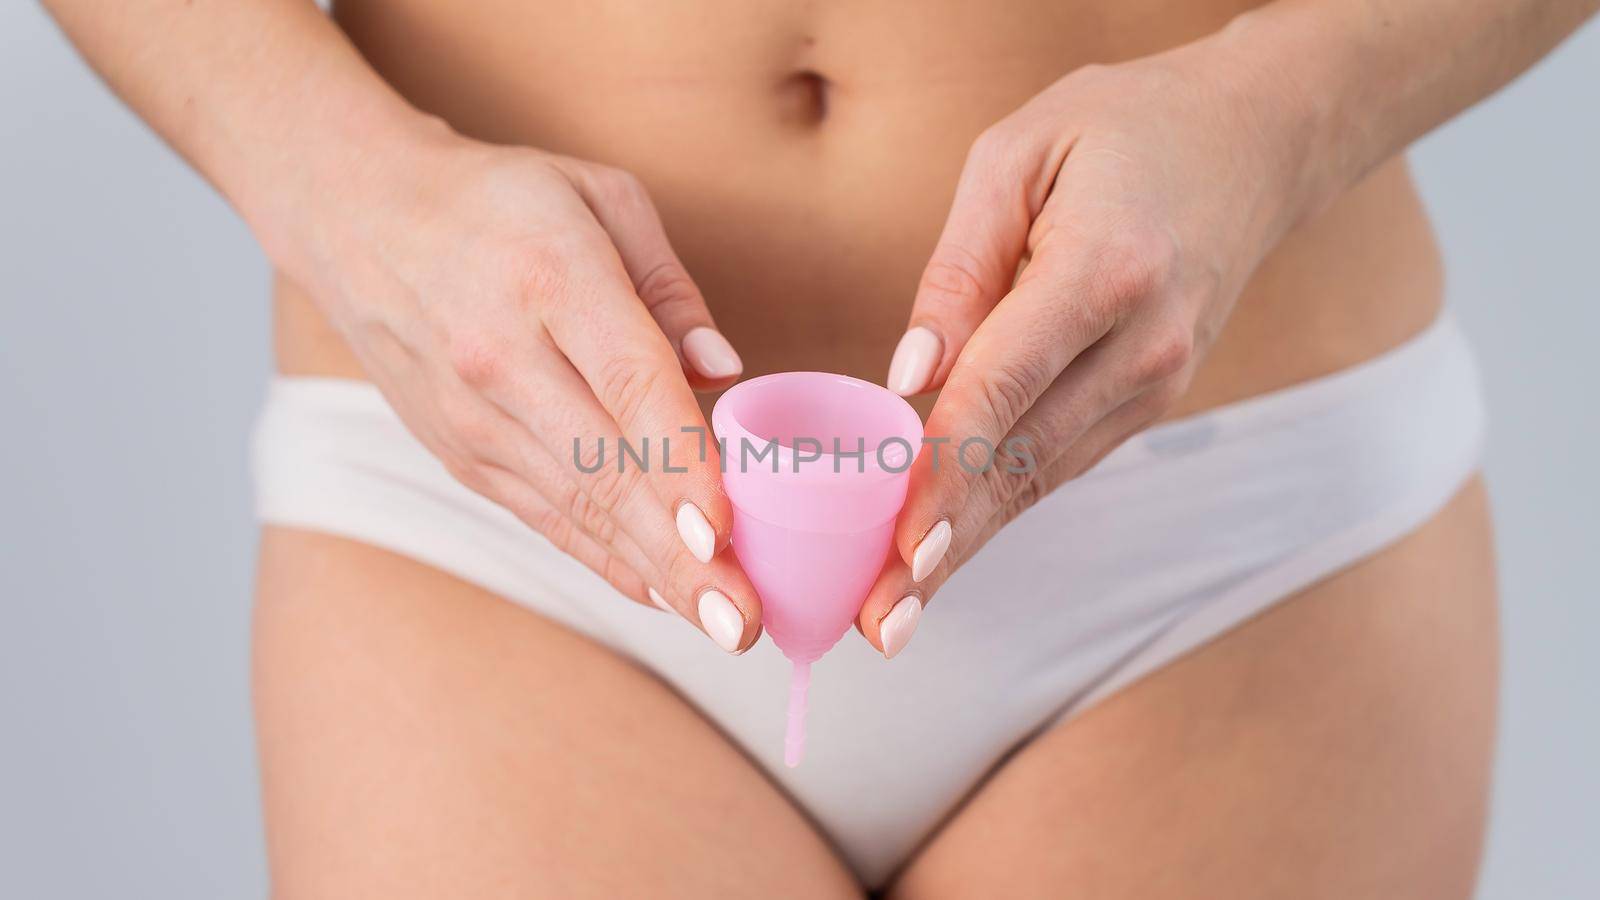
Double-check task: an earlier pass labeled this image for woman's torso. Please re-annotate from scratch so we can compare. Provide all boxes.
[276,0,1444,421]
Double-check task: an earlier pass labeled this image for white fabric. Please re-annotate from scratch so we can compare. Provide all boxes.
[252,312,1486,887]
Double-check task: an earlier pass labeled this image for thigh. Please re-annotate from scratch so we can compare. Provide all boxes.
[891,478,1499,900]
[253,527,860,900]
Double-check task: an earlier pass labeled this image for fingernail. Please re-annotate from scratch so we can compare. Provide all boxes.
[676,501,716,563]
[887,326,941,396]
[682,327,743,380]
[911,520,952,583]
[880,594,923,659]
[697,589,746,653]
[647,587,671,612]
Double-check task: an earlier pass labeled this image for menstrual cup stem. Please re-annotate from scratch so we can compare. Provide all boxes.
[784,660,811,768]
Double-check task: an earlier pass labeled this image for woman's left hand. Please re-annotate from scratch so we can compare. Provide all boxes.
[857,38,1318,657]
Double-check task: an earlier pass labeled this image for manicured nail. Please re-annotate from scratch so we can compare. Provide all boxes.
[887,326,941,396]
[647,587,671,612]
[676,501,716,563]
[697,589,746,653]
[911,520,951,583]
[682,326,743,380]
[880,594,923,659]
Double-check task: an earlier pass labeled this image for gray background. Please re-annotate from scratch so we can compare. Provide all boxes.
[2,5,1595,897]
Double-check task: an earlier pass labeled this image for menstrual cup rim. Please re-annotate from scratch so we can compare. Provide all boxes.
[712,371,925,485]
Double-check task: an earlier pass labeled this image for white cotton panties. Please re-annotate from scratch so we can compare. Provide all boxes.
[252,311,1486,887]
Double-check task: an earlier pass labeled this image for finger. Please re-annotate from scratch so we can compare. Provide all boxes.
[555,160,743,391]
[855,385,1162,658]
[466,341,763,653]
[981,313,1189,509]
[489,417,762,648]
[356,322,682,618]
[457,393,678,612]
[1000,389,1169,523]
[656,543,769,656]
[525,229,739,568]
[891,264,1112,587]
[891,224,1181,584]
[371,351,677,614]
[887,123,1062,397]
[853,553,924,660]
[474,462,656,608]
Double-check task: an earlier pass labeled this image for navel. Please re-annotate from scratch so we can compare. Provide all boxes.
[777,69,831,128]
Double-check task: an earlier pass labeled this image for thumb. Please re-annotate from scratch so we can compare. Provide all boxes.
[557,159,743,392]
[888,127,1052,397]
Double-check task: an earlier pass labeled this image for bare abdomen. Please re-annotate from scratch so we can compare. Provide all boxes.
[277,0,1444,420]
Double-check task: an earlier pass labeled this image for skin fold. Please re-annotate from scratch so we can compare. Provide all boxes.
[41,0,1594,894]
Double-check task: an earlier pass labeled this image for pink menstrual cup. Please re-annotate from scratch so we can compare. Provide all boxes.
[712,372,923,767]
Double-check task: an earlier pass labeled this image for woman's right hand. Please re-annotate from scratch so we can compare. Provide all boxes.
[273,122,762,654]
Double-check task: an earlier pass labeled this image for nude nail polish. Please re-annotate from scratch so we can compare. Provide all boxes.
[698,589,746,653]
[880,594,923,659]
[676,501,716,563]
[911,520,951,583]
[682,326,743,380]
[648,587,672,612]
[887,326,941,396]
